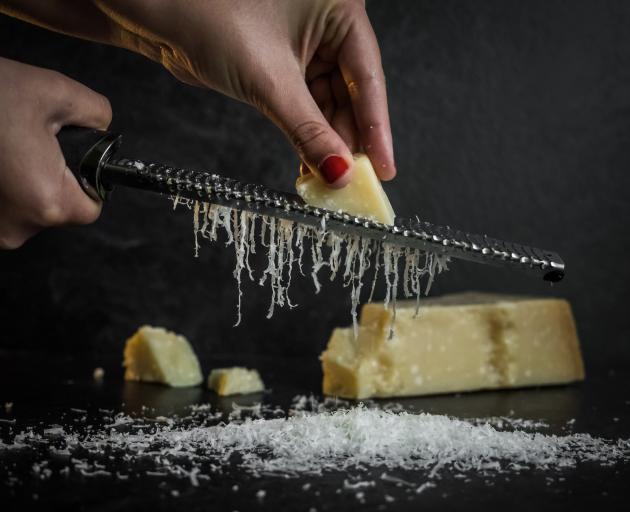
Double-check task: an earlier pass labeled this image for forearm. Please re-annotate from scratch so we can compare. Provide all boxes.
[0,0,181,64]
[0,1,120,45]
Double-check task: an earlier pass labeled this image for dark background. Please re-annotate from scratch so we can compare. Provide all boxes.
[1,0,629,373]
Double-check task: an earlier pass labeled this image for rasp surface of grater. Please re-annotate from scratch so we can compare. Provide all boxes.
[58,127,565,282]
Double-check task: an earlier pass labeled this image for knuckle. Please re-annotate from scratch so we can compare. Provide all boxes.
[0,235,25,250]
[35,198,100,227]
[35,203,65,227]
[44,70,72,101]
[329,0,370,35]
[29,188,65,227]
[288,120,329,157]
[95,93,113,126]
[346,71,385,98]
[346,0,365,14]
[78,202,102,224]
[0,226,31,250]
[330,0,362,16]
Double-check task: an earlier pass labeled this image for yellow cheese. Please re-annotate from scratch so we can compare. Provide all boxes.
[123,326,203,387]
[296,153,395,225]
[207,367,265,396]
[321,293,585,399]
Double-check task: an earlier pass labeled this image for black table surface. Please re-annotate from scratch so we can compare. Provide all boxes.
[0,350,628,511]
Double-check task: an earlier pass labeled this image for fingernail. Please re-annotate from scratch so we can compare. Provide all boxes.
[319,155,349,184]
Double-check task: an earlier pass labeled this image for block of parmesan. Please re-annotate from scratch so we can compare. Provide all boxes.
[321,293,585,399]
[296,153,395,225]
[207,367,265,396]
[123,326,203,387]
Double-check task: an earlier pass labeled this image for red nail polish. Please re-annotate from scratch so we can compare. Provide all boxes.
[318,155,349,184]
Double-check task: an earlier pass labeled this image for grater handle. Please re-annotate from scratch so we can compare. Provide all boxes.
[57,126,122,201]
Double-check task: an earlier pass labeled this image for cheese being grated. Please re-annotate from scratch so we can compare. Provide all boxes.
[175,197,449,328]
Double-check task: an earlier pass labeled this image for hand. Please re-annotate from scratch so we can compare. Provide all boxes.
[91,0,396,187]
[0,57,112,249]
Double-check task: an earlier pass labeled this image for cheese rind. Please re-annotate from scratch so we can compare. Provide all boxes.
[296,153,395,225]
[321,293,585,399]
[208,367,265,396]
[123,326,203,387]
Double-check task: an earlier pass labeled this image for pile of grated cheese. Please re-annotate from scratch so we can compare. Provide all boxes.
[1,397,628,491]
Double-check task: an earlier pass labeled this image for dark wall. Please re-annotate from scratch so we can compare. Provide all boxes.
[1,1,629,370]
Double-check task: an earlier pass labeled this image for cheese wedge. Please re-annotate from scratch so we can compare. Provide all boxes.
[296,153,395,225]
[208,367,265,396]
[123,326,203,387]
[321,293,585,399]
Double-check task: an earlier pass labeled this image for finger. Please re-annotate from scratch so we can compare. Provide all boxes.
[330,69,361,153]
[45,72,113,131]
[29,163,103,228]
[309,76,335,123]
[0,219,39,250]
[331,68,351,105]
[306,55,337,83]
[264,70,354,188]
[331,106,360,154]
[338,9,396,180]
[59,165,103,225]
[307,76,360,175]
[39,74,109,223]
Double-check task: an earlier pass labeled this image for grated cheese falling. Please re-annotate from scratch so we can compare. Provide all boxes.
[173,198,449,328]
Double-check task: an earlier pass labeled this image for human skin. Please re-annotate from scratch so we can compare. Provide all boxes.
[0,0,395,248]
[0,57,112,249]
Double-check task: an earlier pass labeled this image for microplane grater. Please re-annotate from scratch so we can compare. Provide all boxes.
[58,126,565,282]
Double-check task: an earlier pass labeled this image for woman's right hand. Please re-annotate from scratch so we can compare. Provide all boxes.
[121,0,396,187]
[0,57,111,249]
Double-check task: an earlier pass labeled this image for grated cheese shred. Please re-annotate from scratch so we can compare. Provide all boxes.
[173,198,449,328]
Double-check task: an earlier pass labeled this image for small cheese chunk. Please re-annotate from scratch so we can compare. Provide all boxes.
[208,367,265,396]
[123,326,203,387]
[321,293,585,399]
[296,153,395,225]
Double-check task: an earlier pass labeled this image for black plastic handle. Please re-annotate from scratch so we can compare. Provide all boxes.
[57,126,122,201]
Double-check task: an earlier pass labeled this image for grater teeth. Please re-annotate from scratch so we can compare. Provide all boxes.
[102,158,564,282]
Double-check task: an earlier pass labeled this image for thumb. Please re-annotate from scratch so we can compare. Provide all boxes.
[262,73,354,188]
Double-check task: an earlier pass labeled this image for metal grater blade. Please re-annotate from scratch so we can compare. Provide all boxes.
[100,157,565,282]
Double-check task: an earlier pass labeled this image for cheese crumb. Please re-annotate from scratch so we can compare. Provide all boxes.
[207,367,265,396]
[123,326,203,387]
